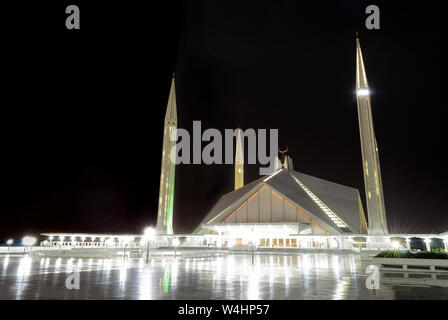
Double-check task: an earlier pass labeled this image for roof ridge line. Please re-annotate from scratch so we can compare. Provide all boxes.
[287,171,350,230]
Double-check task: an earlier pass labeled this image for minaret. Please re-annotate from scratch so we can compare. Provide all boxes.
[234,129,244,190]
[156,74,177,235]
[356,35,388,235]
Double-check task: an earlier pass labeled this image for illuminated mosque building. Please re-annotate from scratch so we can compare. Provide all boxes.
[194,146,368,248]
[40,37,448,253]
[190,35,383,249]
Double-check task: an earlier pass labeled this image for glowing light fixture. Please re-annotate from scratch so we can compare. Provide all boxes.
[392,241,400,249]
[6,239,13,246]
[144,227,156,242]
[22,236,37,246]
[357,88,369,96]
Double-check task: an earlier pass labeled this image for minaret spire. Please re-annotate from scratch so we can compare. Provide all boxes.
[234,129,244,190]
[356,36,369,91]
[156,74,177,235]
[355,36,388,235]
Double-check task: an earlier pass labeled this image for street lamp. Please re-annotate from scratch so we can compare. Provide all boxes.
[173,238,180,259]
[6,239,13,252]
[249,230,256,265]
[144,227,155,264]
[22,236,36,253]
[121,236,133,259]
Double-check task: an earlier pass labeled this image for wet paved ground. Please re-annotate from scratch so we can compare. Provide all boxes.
[0,253,447,299]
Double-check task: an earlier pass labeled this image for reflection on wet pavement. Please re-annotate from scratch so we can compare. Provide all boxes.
[0,253,446,299]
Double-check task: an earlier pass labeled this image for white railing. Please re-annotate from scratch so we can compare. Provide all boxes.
[0,246,41,253]
[372,257,448,287]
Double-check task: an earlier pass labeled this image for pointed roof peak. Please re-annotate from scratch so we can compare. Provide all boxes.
[356,36,369,90]
[165,75,177,123]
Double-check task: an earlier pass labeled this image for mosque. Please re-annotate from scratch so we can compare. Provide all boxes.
[154,35,387,250]
[40,37,448,253]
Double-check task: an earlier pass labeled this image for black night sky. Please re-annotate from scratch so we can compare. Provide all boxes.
[1,1,447,241]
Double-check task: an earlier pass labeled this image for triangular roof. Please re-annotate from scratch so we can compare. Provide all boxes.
[194,169,365,234]
[193,175,267,234]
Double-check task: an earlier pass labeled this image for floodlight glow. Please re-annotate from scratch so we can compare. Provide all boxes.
[173,238,180,247]
[357,88,369,96]
[144,227,155,242]
[48,236,53,241]
[392,241,400,249]
[22,236,37,246]
[6,239,13,246]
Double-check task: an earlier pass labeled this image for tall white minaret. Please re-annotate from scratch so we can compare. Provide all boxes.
[356,35,388,235]
[234,129,244,190]
[156,74,177,235]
